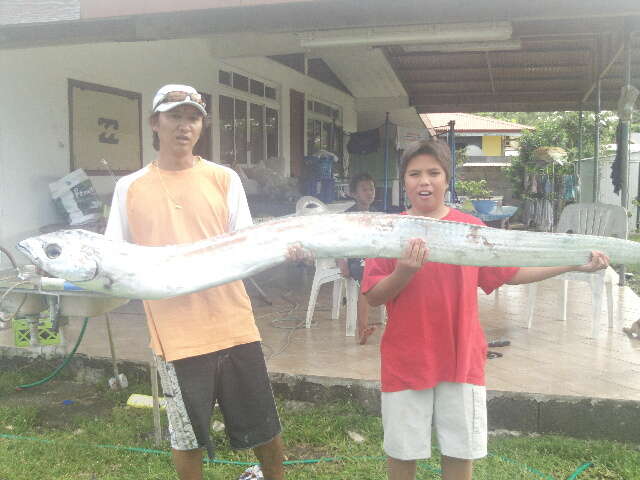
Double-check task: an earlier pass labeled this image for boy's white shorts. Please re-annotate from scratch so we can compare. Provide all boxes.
[381,382,487,461]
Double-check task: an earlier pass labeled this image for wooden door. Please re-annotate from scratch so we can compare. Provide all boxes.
[289,89,305,177]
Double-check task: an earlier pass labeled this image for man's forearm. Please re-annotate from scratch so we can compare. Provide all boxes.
[507,266,576,285]
[365,269,415,306]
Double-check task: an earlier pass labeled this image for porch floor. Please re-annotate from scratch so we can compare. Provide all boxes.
[2,277,640,402]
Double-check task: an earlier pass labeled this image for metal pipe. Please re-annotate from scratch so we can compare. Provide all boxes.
[581,42,624,104]
[619,32,632,285]
[593,79,601,203]
[577,109,583,202]
[448,120,458,203]
[620,32,632,207]
[383,112,389,212]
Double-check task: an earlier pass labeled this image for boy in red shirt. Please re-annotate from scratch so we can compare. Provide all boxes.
[362,139,610,480]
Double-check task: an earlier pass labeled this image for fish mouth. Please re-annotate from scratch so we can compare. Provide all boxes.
[16,240,37,265]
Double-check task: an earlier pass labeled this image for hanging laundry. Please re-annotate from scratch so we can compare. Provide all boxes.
[563,175,577,201]
[611,120,623,195]
[347,128,380,155]
[523,198,535,226]
[540,198,554,232]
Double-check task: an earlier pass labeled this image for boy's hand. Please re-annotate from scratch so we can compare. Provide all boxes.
[336,259,351,278]
[286,243,314,265]
[396,238,429,275]
[574,250,610,273]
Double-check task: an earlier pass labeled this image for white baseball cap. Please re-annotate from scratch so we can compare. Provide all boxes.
[152,84,207,116]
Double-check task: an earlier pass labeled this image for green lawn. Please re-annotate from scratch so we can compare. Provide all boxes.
[0,367,638,480]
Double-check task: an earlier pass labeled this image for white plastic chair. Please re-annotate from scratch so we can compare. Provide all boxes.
[305,258,359,336]
[301,195,385,336]
[526,203,628,338]
[305,258,387,337]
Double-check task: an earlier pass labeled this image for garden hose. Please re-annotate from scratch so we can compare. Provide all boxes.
[16,316,89,390]
[0,433,594,479]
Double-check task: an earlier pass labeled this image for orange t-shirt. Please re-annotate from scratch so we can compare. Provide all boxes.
[105,158,259,361]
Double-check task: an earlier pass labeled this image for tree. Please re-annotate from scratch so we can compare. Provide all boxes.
[478,111,624,199]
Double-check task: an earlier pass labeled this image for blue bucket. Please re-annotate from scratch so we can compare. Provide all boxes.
[472,199,497,214]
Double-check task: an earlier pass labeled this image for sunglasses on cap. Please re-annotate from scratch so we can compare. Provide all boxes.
[159,91,206,108]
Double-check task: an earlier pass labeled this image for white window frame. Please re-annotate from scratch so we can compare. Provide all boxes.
[305,97,342,156]
[217,69,280,166]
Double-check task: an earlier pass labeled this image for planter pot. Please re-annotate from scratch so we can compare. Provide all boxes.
[472,199,497,214]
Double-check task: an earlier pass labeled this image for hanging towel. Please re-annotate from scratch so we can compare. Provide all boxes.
[347,128,380,155]
[611,120,623,195]
[563,175,577,201]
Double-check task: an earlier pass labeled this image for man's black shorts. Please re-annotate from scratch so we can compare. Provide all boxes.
[156,341,281,458]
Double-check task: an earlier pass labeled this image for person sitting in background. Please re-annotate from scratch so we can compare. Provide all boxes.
[336,173,378,344]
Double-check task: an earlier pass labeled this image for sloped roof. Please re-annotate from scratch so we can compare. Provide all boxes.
[421,113,534,133]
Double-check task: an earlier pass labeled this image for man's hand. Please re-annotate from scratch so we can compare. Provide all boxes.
[574,250,610,273]
[286,243,314,265]
[396,238,429,275]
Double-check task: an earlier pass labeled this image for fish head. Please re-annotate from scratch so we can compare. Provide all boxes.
[16,230,102,282]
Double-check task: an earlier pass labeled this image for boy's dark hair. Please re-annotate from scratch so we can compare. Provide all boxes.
[150,112,211,151]
[399,138,451,184]
[349,173,375,194]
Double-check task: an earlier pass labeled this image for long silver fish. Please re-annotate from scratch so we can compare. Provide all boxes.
[16,212,640,300]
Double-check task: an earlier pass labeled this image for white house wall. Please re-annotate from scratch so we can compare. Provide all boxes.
[222,56,357,176]
[0,38,356,265]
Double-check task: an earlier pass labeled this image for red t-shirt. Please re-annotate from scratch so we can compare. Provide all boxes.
[361,209,519,392]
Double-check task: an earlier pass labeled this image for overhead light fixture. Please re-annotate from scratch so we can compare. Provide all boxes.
[298,21,512,49]
[403,39,522,53]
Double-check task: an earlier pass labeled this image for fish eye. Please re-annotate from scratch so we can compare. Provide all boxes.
[44,243,62,259]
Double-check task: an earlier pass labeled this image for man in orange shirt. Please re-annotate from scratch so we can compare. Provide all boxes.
[106,84,290,480]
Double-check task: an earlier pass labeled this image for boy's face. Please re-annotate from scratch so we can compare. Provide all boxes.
[151,105,203,154]
[353,180,376,207]
[404,154,448,216]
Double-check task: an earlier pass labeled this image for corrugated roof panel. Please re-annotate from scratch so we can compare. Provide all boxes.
[422,113,534,132]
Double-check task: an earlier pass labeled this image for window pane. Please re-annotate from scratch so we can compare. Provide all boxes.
[321,121,331,151]
[233,73,249,92]
[266,108,279,159]
[250,103,264,164]
[234,99,247,164]
[219,95,235,164]
[219,70,231,86]
[250,80,264,97]
[265,86,276,100]
[307,119,321,155]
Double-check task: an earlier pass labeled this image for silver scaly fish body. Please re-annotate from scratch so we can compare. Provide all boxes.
[16,212,640,300]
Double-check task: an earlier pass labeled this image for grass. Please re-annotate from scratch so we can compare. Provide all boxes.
[0,367,639,480]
